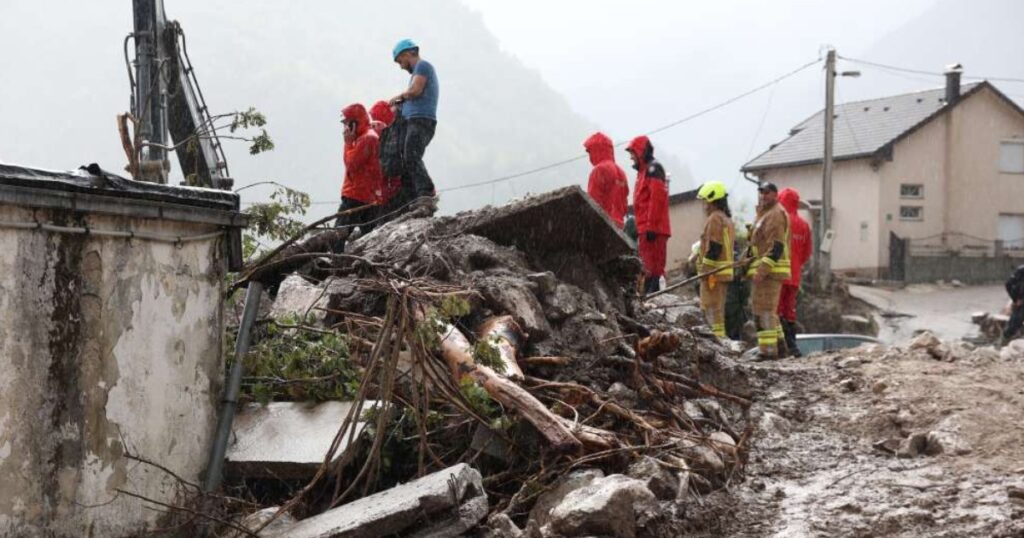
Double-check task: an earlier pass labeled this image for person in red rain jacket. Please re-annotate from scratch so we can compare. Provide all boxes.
[777,187,812,356]
[627,135,671,294]
[583,132,629,228]
[335,103,384,252]
[369,100,403,213]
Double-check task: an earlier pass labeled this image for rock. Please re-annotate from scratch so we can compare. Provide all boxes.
[226,507,298,538]
[483,513,523,538]
[1008,486,1024,501]
[757,412,791,436]
[263,464,486,538]
[925,429,972,456]
[607,382,638,408]
[679,440,725,474]
[709,431,737,463]
[471,424,511,461]
[627,456,678,500]
[682,400,705,422]
[478,276,552,341]
[873,438,901,455]
[951,279,964,288]
[544,283,581,322]
[528,468,604,532]
[226,401,377,479]
[838,357,865,369]
[545,474,658,538]
[525,271,558,297]
[909,331,941,351]
[871,380,888,394]
[971,311,988,324]
[269,274,332,325]
[837,377,860,392]
[896,432,929,458]
[1001,339,1024,361]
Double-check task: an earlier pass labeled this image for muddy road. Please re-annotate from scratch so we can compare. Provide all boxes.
[687,343,1024,537]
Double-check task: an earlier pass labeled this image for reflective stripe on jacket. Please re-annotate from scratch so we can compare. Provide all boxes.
[699,209,735,282]
[746,201,791,279]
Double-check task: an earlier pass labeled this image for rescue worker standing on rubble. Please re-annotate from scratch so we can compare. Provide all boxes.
[335,103,384,252]
[389,39,439,213]
[627,136,671,294]
[369,100,403,218]
[583,132,629,228]
[1001,264,1024,346]
[777,187,812,357]
[696,181,736,339]
[746,182,791,359]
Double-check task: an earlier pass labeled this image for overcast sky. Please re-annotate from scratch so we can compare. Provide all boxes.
[3,0,1022,218]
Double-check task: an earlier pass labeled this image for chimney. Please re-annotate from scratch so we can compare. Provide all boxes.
[945,63,963,104]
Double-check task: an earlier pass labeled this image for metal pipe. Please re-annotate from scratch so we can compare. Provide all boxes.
[203,281,263,493]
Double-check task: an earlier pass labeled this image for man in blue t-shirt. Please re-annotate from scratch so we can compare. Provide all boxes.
[389,39,439,212]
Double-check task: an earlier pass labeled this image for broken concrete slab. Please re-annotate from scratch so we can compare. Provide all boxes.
[263,463,485,538]
[226,401,376,479]
[462,186,633,266]
[226,506,298,537]
[528,468,605,532]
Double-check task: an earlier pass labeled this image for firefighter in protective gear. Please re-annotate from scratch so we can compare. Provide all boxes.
[696,181,736,339]
[584,132,629,228]
[627,136,671,294]
[746,182,791,359]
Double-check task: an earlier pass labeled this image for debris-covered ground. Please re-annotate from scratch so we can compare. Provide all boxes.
[688,332,1024,537]
[177,187,1024,537]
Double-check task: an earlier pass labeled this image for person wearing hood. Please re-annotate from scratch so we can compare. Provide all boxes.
[369,100,403,217]
[583,132,629,228]
[696,181,736,339]
[627,135,671,294]
[335,103,384,251]
[746,182,791,360]
[777,187,812,357]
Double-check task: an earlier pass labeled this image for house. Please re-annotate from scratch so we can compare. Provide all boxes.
[665,188,703,275]
[742,69,1024,278]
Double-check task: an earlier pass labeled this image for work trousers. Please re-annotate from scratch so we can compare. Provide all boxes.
[333,197,377,253]
[751,278,784,358]
[700,278,728,338]
[401,118,437,201]
[1005,301,1024,342]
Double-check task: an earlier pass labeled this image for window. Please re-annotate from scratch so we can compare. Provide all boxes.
[998,214,1024,249]
[900,183,923,198]
[900,206,923,221]
[1001,141,1024,173]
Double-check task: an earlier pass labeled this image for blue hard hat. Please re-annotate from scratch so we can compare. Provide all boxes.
[392,39,418,61]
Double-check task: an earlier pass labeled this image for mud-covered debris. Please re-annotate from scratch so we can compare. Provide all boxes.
[545,474,658,538]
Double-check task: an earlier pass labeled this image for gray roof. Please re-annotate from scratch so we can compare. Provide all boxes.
[742,83,982,172]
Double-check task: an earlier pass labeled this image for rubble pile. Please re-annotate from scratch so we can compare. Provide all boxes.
[218,187,754,537]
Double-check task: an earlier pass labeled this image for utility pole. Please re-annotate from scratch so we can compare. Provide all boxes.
[819,48,836,291]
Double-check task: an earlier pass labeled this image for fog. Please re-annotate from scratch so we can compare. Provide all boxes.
[1,0,1021,220]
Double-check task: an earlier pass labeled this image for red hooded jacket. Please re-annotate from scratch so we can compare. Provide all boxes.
[778,188,812,286]
[368,100,401,204]
[584,132,629,227]
[340,104,384,204]
[628,136,671,237]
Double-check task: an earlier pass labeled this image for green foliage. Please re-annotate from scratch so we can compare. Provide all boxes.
[471,336,506,374]
[235,313,359,403]
[459,376,497,418]
[241,184,311,260]
[412,295,472,353]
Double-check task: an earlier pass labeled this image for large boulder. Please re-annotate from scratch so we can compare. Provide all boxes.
[544,474,658,538]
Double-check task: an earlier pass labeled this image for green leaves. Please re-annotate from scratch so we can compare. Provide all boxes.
[241,183,311,260]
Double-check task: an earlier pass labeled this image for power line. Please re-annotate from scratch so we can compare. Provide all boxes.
[244,57,823,204]
[839,55,1024,84]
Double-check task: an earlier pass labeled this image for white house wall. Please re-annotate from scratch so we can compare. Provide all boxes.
[666,199,706,274]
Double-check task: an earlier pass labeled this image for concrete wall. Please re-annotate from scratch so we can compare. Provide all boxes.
[0,204,226,536]
[666,199,706,274]
[902,252,1024,284]
[760,159,882,274]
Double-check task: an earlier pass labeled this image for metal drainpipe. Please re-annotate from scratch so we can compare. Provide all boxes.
[203,281,263,493]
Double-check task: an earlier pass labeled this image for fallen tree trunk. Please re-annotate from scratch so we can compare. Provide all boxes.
[602,356,753,408]
[437,323,582,452]
[477,316,526,381]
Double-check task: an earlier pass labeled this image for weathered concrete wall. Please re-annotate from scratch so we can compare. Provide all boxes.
[0,203,226,536]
